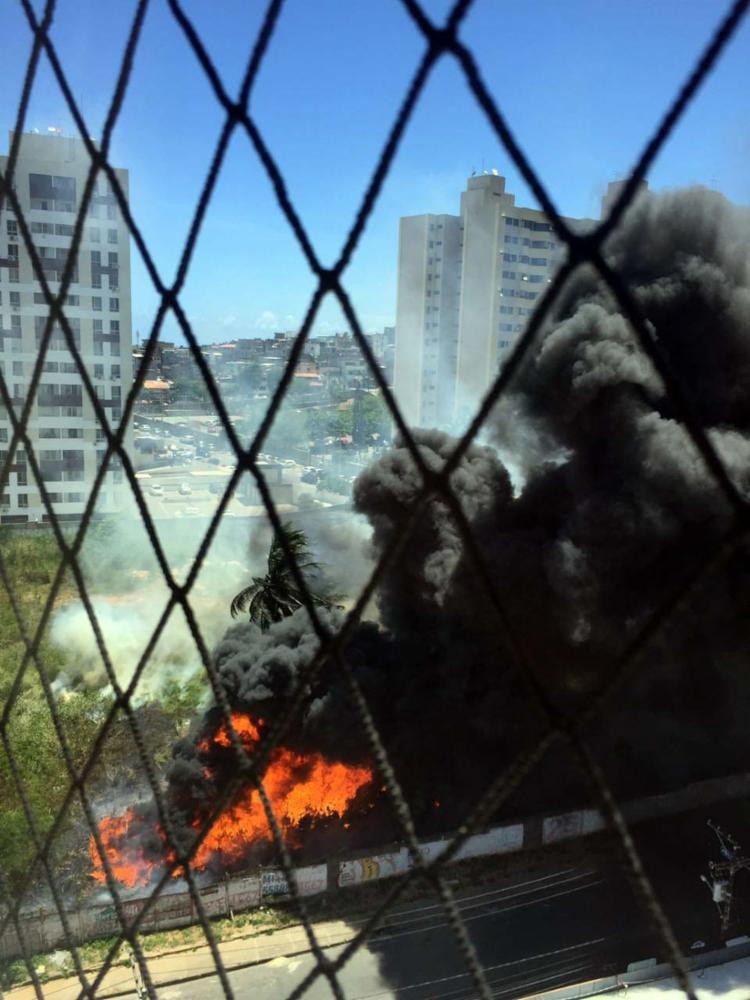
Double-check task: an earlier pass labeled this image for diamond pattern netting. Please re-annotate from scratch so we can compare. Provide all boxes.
[0,0,749,997]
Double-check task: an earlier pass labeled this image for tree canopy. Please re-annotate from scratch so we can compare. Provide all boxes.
[230,523,338,628]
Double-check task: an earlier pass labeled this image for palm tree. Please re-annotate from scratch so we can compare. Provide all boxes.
[230,523,338,628]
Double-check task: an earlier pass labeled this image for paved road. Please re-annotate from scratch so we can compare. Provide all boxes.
[87,806,738,1000]
[152,863,662,1000]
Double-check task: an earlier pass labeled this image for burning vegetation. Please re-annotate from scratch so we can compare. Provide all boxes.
[91,713,372,887]
[90,186,750,888]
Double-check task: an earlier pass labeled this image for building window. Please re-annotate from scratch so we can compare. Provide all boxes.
[109,297,119,312]
[6,220,18,237]
[12,361,23,376]
[29,173,76,212]
[9,292,20,309]
[94,364,104,379]
[33,292,79,306]
[17,494,28,508]
[107,229,118,244]
[93,319,103,335]
[92,296,102,311]
[111,364,121,379]
[109,319,119,335]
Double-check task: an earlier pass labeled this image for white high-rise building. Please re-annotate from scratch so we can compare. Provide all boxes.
[394,172,595,428]
[0,131,133,524]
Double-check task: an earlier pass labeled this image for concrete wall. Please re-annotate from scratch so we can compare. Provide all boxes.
[3,771,749,961]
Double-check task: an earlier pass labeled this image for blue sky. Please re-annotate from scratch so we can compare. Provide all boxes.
[4,0,750,345]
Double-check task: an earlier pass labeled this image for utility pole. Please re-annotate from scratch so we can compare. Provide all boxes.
[700,820,750,935]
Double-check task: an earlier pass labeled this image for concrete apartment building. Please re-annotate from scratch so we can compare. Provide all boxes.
[394,172,594,427]
[0,130,132,524]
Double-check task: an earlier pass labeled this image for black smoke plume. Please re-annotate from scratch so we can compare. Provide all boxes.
[160,186,750,861]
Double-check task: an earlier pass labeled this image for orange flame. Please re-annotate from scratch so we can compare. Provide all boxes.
[89,807,166,888]
[90,713,372,886]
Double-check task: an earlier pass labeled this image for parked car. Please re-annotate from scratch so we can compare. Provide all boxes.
[149,484,164,496]
[179,482,192,495]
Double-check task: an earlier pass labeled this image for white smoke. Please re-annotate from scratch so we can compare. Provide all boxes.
[48,497,376,701]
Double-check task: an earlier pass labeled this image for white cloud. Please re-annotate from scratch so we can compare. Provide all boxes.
[254,310,279,331]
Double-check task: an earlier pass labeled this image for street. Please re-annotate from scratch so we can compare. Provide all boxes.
[146,863,656,1000]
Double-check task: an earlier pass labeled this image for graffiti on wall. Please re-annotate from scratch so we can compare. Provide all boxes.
[338,850,409,887]
[542,809,603,844]
[227,875,261,911]
[261,865,327,899]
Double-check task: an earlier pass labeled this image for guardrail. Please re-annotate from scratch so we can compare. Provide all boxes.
[523,937,750,999]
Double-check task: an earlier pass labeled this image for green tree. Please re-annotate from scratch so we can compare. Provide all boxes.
[230,524,337,628]
[359,391,390,441]
[317,470,350,495]
[238,362,263,394]
[170,376,213,405]
[0,687,108,889]
[266,407,309,457]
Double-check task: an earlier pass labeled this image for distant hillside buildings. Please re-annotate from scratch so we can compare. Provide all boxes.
[394,172,609,427]
[133,327,395,414]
